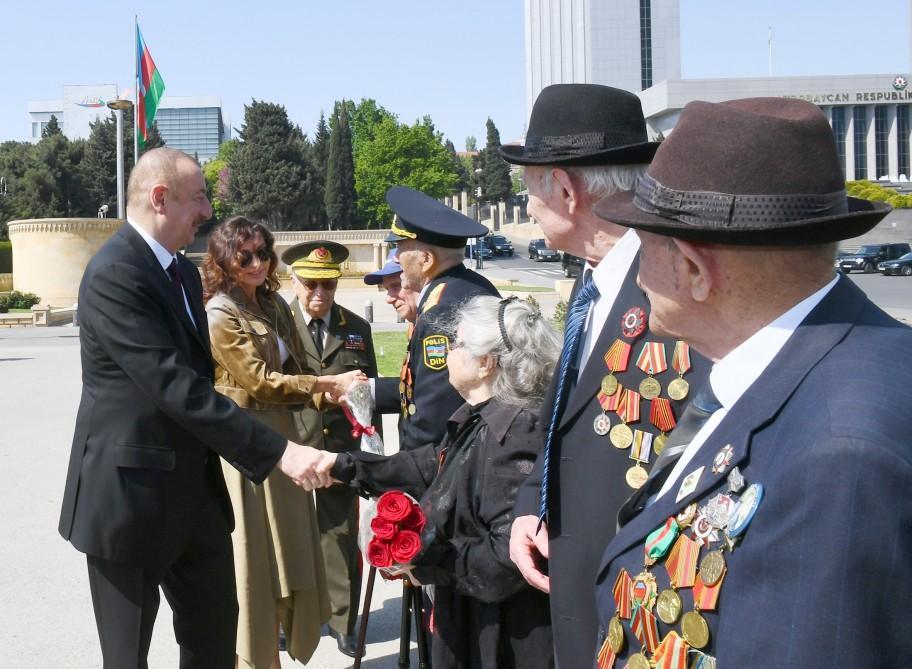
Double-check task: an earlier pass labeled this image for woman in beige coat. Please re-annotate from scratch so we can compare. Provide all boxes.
[202,215,364,669]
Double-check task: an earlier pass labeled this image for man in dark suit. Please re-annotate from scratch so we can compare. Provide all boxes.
[283,241,380,658]
[58,148,332,668]
[501,84,708,669]
[372,186,499,451]
[591,97,910,667]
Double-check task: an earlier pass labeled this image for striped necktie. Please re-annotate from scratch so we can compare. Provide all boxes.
[539,269,600,525]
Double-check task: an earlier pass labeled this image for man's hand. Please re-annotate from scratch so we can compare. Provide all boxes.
[509,514,550,593]
[278,442,335,491]
[324,369,368,403]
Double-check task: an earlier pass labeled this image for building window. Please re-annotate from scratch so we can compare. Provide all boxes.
[875,106,889,179]
[640,0,652,90]
[853,106,867,180]
[831,107,846,176]
[32,122,39,138]
[898,106,910,179]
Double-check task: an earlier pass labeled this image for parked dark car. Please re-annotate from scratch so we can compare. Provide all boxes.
[528,238,559,262]
[839,243,911,273]
[878,252,912,276]
[561,253,584,278]
[483,234,514,256]
[465,242,493,259]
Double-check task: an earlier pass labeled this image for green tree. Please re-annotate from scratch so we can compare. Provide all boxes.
[308,112,330,228]
[354,116,458,227]
[202,139,239,222]
[445,139,469,191]
[482,118,512,203]
[42,115,62,138]
[465,136,477,152]
[345,99,397,157]
[229,100,312,230]
[325,108,358,229]
[0,141,36,233]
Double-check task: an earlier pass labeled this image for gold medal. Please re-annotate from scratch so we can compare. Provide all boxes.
[408,403,417,416]
[610,423,634,449]
[607,615,625,654]
[667,377,690,401]
[653,433,668,456]
[699,550,726,587]
[626,652,652,669]
[601,374,619,397]
[625,464,648,489]
[399,381,406,394]
[676,502,698,529]
[681,610,710,649]
[656,588,683,625]
[406,386,413,400]
[593,413,611,436]
[638,376,662,400]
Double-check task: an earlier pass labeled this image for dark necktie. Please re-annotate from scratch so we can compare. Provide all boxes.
[539,269,600,524]
[617,382,722,527]
[310,319,324,357]
[166,258,185,309]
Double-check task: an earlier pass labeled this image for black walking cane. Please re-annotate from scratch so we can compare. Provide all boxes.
[398,581,413,668]
[411,583,431,669]
[352,566,377,669]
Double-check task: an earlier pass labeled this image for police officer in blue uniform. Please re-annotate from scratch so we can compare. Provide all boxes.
[373,186,500,451]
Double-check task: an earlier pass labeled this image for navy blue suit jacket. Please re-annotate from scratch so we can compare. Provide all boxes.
[594,276,912,667]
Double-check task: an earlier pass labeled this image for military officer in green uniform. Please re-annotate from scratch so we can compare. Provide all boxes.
[282,241,380,658]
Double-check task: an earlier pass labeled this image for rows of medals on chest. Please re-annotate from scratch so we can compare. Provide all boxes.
[593,308,694,489]
[597,467,764,669]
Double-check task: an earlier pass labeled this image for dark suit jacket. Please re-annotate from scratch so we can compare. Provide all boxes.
[375,263,499,451]
[594,276,912,667]
[291,300,380,450]
[513,254,709,669]
[58,222,287,568]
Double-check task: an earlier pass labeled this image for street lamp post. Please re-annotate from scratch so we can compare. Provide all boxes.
[474,168,484,270]
[107,99,134,220]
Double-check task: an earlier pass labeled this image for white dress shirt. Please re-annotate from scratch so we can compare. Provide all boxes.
[577,228,641,375]
[127,218,196,328]
[654,275,840,501]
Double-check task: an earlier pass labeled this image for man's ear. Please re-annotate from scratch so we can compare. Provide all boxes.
[673,239,714,303]
[550,168,580,215]
[149,183,167,215]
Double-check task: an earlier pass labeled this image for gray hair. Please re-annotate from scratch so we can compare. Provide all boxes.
[539,164,646,198]
[454,295,562,408]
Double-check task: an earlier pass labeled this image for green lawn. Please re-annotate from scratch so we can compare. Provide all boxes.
[372,330,409,377]
[494,283,554,293]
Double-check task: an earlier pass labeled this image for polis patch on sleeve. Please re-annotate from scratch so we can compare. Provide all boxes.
[422,335,449,370]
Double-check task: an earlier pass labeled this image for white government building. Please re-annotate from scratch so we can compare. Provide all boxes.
[524,0,912,181]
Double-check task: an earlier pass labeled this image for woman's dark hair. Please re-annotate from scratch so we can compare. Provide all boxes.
[201,216,280,301]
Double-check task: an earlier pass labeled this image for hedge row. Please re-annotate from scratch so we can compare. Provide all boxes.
[846,180,912,208]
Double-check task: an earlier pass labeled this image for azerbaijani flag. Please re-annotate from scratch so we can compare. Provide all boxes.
[136,24,165,149]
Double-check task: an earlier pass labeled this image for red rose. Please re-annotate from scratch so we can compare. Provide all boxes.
[376,491,412,522]
[402,504,427,533]
[366,538,393,568]
[390,529,422,563]
[371,516,397,541]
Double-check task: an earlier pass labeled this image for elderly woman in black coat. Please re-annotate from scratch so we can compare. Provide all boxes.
[315,295,561,669]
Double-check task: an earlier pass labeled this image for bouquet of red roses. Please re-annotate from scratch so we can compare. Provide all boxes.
[360,491,427,575]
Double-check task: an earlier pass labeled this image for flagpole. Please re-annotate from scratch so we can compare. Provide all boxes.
[134,15,139,165]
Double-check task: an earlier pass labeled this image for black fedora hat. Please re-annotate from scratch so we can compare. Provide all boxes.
[594,97,891,245]
[498,84,660,166]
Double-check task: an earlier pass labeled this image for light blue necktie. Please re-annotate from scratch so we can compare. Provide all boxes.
[539,270,600,525]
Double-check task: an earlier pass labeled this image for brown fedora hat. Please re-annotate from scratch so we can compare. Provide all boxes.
[594,97,890,244]
[499,84,659,166]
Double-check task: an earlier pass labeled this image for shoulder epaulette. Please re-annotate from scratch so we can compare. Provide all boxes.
[421,283,446,313]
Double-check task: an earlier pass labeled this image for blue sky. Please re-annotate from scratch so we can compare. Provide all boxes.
[0,1,908,148]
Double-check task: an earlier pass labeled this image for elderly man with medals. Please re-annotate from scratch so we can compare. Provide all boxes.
[591,97,912,668]
[282,241,380,659]
[502,84,709,669]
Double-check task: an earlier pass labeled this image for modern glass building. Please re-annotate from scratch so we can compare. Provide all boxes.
[28,87,229,162]
[525,0,912,181]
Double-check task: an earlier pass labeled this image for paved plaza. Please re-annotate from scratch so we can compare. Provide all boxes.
[0,266,908,667]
